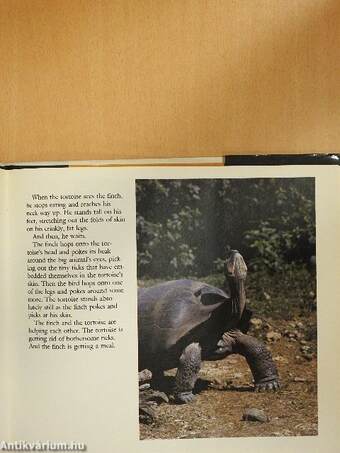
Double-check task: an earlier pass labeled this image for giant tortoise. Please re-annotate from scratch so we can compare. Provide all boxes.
[138,250,279,403]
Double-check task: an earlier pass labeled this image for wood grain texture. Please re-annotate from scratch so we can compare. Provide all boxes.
[1,0,339,162]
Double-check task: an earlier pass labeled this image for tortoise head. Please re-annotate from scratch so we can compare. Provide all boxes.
[225,250,247,280]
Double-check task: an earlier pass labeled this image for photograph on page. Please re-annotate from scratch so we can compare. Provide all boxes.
[136,177,317,439]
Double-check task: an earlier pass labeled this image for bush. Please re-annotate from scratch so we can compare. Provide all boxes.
[136,178,315,278]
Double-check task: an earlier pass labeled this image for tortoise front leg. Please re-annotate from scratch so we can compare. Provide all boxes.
[233,331,280,391]
[219,330,280,391]
[174,343,202,403]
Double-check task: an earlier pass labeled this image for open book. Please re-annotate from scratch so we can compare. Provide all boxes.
[0,157,339,453]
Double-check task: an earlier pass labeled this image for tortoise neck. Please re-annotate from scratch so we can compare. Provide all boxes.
[228,277,246,320]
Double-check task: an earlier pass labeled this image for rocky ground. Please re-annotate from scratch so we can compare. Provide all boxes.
[139,267,317,440]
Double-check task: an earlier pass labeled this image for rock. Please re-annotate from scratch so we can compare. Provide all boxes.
[210,378,232,389]
[233,372,243,379]
[250,318,263,329]
[141,390,169,404]
[266,331,281,342]
[300,342,316,360]
[139,373,169,424]
[300,345,312,353]
[242,408,269,423]
[139,403,156,424]
[139,369,152,384]
[293,377,307,382]
[284,328,303,340]
[273,355,288,363]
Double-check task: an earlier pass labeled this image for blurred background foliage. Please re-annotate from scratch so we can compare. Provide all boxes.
[136,178,315,280]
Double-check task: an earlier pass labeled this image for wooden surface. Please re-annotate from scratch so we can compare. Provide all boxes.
[0,0,339,163]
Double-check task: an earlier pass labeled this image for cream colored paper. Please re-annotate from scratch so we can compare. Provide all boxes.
[5,165,340,453]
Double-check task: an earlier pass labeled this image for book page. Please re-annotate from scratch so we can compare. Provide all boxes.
[6,165,339,453]
[0,170,10,438]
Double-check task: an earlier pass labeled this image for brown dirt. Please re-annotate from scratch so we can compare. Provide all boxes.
[140,316,317,440]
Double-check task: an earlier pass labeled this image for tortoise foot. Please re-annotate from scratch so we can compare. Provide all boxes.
[254,378,280,392]
[175,391,196,404]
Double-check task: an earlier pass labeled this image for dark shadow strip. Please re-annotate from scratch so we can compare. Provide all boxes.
[224,154,340,166]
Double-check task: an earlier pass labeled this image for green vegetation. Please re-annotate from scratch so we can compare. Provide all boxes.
[136,178,315,279]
